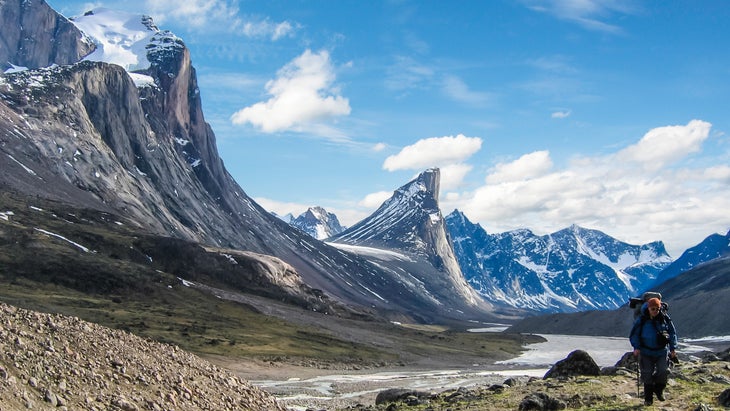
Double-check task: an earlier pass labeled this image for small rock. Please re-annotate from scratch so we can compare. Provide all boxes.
[44,389,58,406]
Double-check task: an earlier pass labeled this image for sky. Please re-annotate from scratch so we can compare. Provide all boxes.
[46,0,730,258]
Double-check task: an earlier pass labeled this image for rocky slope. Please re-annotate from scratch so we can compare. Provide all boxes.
[0,302,285,411]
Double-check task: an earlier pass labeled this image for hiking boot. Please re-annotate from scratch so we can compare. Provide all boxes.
[644,384,654,406]
[655,383,666,401]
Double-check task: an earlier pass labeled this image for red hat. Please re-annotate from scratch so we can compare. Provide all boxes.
[647,298,661,309]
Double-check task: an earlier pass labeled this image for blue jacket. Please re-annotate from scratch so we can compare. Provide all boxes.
[629,303,678,357]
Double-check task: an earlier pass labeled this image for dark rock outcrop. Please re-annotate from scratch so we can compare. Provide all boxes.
[543,350,601,379]
[518,392,567,411]
[719,388,730,407]
[375,388,432,406]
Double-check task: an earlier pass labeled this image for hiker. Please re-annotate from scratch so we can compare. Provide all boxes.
[629,297,678,406]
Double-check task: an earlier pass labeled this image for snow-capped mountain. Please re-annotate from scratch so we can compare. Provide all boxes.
[649,229,730,288]
[445,210,671,313]
[1,2,506,324]
[273,212,295,224]
[328,169,510,320]
[289,206,345,240]
[506,243,730,338]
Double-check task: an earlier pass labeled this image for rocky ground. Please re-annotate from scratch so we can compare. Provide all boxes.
[328,350,730,411]
[0,302,284,411]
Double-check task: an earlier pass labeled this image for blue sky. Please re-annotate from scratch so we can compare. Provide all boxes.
[47,0,730,257]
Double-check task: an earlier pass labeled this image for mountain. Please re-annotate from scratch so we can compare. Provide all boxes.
[445,210,671,313]
[505,233,730,338]
[0,0,95,71]
[0,2,501,325]
[328,169,516,321]
[289,206,345,240]
[649,230,730,288]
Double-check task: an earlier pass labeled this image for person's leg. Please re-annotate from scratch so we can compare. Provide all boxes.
[640,354,656,405]
[653,354,669,401]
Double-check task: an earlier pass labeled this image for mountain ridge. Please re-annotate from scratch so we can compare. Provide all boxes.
[444,210,671,313]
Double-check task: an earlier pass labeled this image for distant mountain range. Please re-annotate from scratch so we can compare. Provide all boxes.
[506,230,730,337]
[283,205,675,313]
[445,211,671,312]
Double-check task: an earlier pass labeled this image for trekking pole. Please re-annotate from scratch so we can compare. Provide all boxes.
[636,354,640,398]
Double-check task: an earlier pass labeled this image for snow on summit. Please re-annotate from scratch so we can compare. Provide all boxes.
[69,7,183,88]
[71,8,157,71]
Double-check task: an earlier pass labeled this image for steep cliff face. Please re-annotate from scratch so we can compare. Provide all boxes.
[0,2,501,324]
[0,0,95,70]
[329,169,505,319]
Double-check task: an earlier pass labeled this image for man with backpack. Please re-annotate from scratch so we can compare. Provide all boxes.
[629,297,679,406]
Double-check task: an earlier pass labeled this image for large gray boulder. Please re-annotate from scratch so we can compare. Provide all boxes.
[543,349,601,379]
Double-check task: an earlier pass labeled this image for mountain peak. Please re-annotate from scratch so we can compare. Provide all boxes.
[330,168,441,249]
[404,167,440,200]
[289,206,345,240]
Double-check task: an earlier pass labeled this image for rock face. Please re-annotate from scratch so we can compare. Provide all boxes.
[0,0,95,70]
[0,302,285,411]
[328,169,509,321]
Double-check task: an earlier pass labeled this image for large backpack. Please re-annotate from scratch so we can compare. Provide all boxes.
[629,291,668,319]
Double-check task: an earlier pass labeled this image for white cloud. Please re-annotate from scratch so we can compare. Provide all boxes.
[359,191,393,209]
[440,164,473,191]
[147,0,235,27]
[253,197,308,218]
[230,49,351,134]
[383,134,482,171]
[240,19,295,40]
[384,56,434,93]
[521,0,636,34]
[551,110,571,119]
[372,143,387,152]
[486,150,553,184]
[452,120,729,257]
[441,75,490,106]
[146,0,295,40]
[616,119,711,170]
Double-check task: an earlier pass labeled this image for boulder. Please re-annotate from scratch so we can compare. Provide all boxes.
[719,388,730,407]
[544,349,601,379]
[375,388,432,405]
[518,392,566,411]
